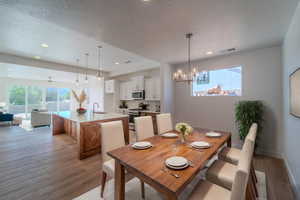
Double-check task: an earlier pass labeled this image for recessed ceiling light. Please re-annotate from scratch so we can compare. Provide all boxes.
[34,56,41,59]
[115,62,120,65]
[41,43,49,48]
[206,51,213,55]
[142,0,151,2]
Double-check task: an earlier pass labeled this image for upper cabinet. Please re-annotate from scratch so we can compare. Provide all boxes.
[120,81,133,100]
[131,76,144,91]
[119,75,160,101]
[145,77,160,101]
[105,80,115,94]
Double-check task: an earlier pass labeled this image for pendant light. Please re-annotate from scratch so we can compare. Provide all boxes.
[173,33,198,84]
[96,46,103,80]
[85,53,89,84]
[75,58,80,86]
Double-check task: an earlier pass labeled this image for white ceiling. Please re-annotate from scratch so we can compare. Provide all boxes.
[0,63,81,83]
[0,0,299,74]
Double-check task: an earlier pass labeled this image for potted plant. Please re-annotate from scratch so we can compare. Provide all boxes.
[235,100,264,141]
[175,122,193,143]
[72,90,87,114]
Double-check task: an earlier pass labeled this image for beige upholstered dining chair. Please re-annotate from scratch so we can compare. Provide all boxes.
[205,139,254,191]
[156,113,173,134]
[219,123,257,165]
[100,121,145,198]
[135,116,155,141]
[188,139,253,200]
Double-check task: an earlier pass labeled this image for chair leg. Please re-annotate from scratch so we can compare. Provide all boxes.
[246,179,255,200]
[100,171,107,198]
[140,179,145,199]
[251,172,258,198]
[251,162,258,183]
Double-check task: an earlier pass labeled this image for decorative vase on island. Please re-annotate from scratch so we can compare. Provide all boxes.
[76,107,87,114]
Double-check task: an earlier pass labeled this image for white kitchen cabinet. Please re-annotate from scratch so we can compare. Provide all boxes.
[145,77,160,101]
[105,80,115,94]
[131,76,144,91]
[120,82,126,100]
[144,78,152,100]
[119,81,133,100]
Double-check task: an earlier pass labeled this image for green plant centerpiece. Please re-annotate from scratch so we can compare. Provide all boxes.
[235,100,264,141]
[175,122,193,143]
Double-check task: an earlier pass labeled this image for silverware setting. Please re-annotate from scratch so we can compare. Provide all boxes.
[188,160,195,167]
[161,167,180,178]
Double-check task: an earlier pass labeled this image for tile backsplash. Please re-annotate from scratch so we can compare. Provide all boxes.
[121,100,160,111]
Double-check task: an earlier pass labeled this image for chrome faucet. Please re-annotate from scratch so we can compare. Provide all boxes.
[93,102,99,113]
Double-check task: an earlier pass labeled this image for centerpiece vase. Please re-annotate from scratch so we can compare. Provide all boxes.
[179,132,187,144]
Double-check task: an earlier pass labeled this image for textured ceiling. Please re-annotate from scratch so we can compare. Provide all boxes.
[0,0,299,74]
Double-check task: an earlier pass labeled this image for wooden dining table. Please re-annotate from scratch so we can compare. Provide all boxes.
[107,128,231,200]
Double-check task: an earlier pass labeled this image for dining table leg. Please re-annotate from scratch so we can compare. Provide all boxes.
[227,135,232,147]
[114,159,125,200]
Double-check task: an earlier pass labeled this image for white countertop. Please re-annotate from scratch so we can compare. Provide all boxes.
[53,111,128,123]
[140,110,160,114]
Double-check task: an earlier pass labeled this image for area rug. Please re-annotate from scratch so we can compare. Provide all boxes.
[74,170,267,200]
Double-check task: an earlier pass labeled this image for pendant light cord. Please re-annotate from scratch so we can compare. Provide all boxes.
[98,46,102,77]
[85,53,89,81]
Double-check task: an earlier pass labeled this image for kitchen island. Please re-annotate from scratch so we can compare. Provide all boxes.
[52,111,129,160]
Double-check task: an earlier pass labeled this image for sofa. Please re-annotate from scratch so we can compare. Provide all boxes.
[31,110,51,127]
[0,112,14,125]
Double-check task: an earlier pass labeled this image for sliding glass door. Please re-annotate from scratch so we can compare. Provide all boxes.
[46,88,58,112]
[8,85,26,115]
[28,86,43,111]
[59,88,71,111]
[8,85,71,117]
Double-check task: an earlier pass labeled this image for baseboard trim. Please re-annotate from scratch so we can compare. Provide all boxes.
[255,148,283,159]
[283,157,300,199]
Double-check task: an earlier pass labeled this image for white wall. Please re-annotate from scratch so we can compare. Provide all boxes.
[282,2,300,197]
[173,46,283,157]
[160,64,174,115]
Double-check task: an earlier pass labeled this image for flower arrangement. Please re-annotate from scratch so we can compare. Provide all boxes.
[175,122,193,143]
[72,90,87,114]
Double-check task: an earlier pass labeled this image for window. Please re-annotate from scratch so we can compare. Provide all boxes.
[8,85,71,117]
[8,85,26,114]
[28,86,43,111]
[59,88,71,111]
[46,88,58,112]
[192,66,242,96]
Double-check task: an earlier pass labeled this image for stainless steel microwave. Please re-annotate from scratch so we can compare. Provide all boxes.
[132,90,145,100]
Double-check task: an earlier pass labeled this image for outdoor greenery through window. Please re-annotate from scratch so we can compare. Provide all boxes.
[8,85,71,117]
[192,66,242,96]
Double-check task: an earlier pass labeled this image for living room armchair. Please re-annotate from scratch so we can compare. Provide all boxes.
[31,110,51,127]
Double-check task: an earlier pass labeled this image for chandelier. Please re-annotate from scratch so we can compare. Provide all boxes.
[173,33,198,83]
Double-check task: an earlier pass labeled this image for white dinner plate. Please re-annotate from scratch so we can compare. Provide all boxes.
[161,133,178,138]
[166,162,189,170]
[190,141,211,149]
[165,156,188,167]
[206,132,222,137]
[132,142,151,148]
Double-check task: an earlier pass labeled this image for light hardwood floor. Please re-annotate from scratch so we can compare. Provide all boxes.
[0,125,295,200]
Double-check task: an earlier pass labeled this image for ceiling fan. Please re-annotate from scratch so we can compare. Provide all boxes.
[48,76,56,83]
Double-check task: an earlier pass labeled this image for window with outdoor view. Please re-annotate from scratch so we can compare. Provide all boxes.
[8,85,71,117]
[192,66,242,96]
